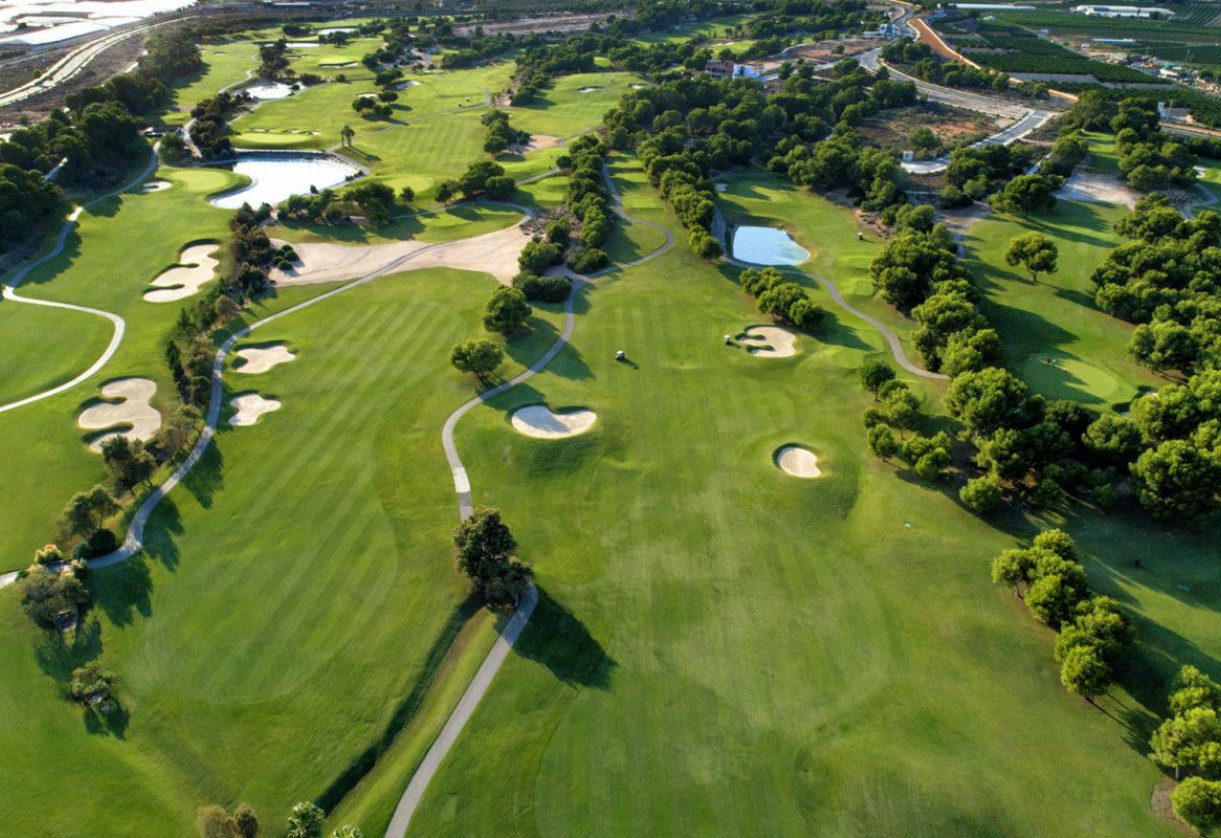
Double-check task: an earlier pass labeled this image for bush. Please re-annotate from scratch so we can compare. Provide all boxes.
[518,240,563,274]
[483,286,532,335]
[484,175,516,201]
[1172,777,1221,834]
[566,246,608,274]
[513,272,572,302]
[960,474,1003,513]
[546,219,571,243]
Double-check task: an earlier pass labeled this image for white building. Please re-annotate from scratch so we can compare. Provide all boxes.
[1072,5,1173,18]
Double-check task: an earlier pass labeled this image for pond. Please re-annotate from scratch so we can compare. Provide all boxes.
[211,154,361,210]
[244,82,296,100]
[731,226,809,266]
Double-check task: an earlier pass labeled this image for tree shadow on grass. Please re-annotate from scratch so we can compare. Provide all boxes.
[181,439,225,510]
[514,588,616,690]
[313,592,483,813]
[34,616,103,681]
[83,700,129,740]
[140,496,184,575]
[92,552,154,628]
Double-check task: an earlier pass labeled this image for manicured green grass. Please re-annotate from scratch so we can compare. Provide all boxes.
[402,157,1192,838]
[0,164,244,571]
[165,40,261,124]
[509,72,645,138]
[962,197,1163,407]
[0,299,112,406]
[273,204,523,247]
[0,267,565,832]
[715,173,922,354]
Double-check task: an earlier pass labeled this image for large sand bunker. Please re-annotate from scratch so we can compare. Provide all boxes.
[78,378,162,452]
[269,223,530,287]
[229,393,281,426]
[775,445,821,478]
[234,343,296,374]
[144,243,220,303]
[510,405,596,439]
[740,326,798,358]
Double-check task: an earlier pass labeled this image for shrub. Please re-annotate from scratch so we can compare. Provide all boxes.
[513,272,572,302]
[961,473,1003,513]
[566,246,608,274]
[518,240,563,274]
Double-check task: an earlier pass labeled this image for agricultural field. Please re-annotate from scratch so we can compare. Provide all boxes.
[2,7,1220,838]
[962,22,1159,82]
[994,6,1221,45]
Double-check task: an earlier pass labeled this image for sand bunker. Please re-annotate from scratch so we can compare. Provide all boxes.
[629,83,648,90]
[234,343,296,374]
[510,405,596,439]
[78,378,161,452]
[229,393,281,426]
[775,445,821,478]
[141,179,171,193]
[144,243,220,303]
[739,326,798,358]
[270,223,531,286]
[578,86,602,93]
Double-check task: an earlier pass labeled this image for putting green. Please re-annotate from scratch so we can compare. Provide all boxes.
[1020,350,1132,406]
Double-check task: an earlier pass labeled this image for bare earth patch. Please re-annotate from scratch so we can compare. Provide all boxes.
[78,378,161,452]
[270,223,531,286]
[144,243,220,303]
[1059,171,1139,208]
[229,393,281,427]
[739,325,798,357]
[775,445,821,478]
[234,343,296,374]
[510,405,597,439]
[512,134,561,153]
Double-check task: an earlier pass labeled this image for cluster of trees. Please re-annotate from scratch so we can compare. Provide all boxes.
[351,93,394,121]
[989,530,1133,701]
[66,30,201,116]
[188,93,247,160]
[1040,131,1088,179]
[601,62,918,233]
[1150,666,1221,833]
[1092,195,1221,376]
[21,558,89,631]
[989,174,1063,217]
[738,267,825,331]
[454,509,533,610]
[279,181,404,226]
[435,160,516,204]
[556,135,611,274]
[482,109,530,155]
[860,362,954,480]
[883,38,1010,92]
[258,38,290,80]
[941,142,1038,207]
[1111,99,1198,192]
[165,203,275,409]
[197,802,260,838]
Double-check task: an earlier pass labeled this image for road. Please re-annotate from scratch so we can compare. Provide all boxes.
[0,17,183,109]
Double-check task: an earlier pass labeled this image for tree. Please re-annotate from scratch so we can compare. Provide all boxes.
[859,360,896,398]
[866,425,899,461]
[1132,439,1220,520]
[518,240,564,274]
[59,486,118,540]
[454,508,534,610]
[333,827,364,838]
[1151,706,1221,779]
[233,804,259,838]
[961,473,1003,513]
[1059,644,1110,702]
[451,339,503,382]
[1025,569,1088,628]
[991,548,1035,597]
[100,436,156,490]
[1055,596,1133,664]
[1169,666,1221,716]
[285,802,325,838]
[70,662,116,710]
[339,124,355,148]
[435,180,458,204]
[1172,777,1221,835]
[483,287,532,335]
[1005,232,1058,282]
[945,367,1034,439]
[990,174,1063,217]
[21,566,89,630]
